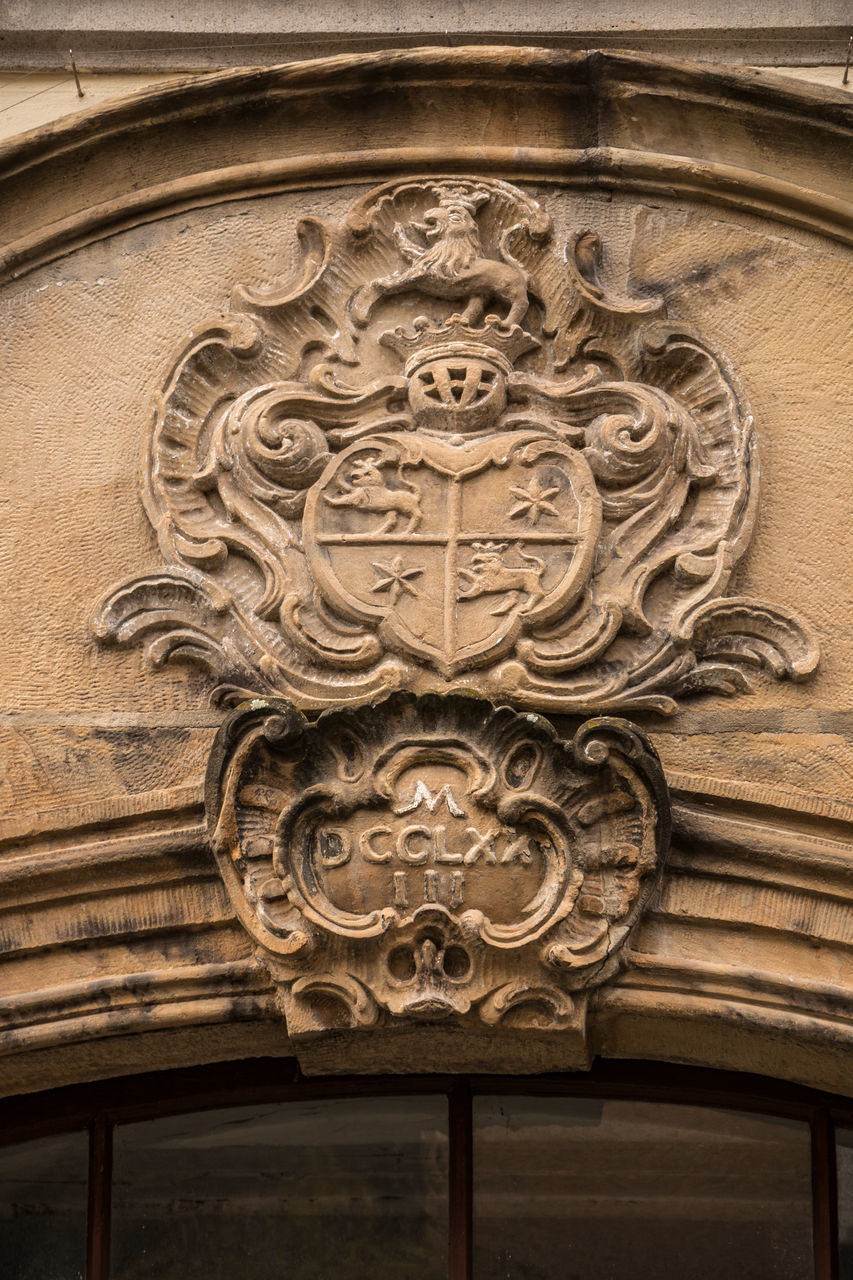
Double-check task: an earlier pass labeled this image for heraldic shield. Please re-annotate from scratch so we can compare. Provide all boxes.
[94,174,818,712]
[303,431,601,675]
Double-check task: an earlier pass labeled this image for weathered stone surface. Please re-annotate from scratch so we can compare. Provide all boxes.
[205,694,669,1065]
[0,48,851,1094]
[92,176,818,714]
[3,195,850,723]
[4,1,849,75]
[2,48,852,276]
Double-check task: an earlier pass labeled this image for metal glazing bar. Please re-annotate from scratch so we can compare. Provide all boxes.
[86,1113,112,1280]
[812,1107,840,1280]
[449,1080,473,1280]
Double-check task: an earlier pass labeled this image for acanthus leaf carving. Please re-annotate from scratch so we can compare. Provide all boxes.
[205,693,670,1042]
[94,176,818,712]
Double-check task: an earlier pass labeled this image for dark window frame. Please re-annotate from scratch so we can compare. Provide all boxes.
[1,1058,850,1280]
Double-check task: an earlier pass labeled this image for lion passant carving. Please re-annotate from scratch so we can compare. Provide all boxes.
[323,453,422,534]
[457,543,546,614]
[94,175,818,712]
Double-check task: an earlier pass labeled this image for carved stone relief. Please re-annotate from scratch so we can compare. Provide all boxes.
[206,694,670,1040]
[93,176,818,714]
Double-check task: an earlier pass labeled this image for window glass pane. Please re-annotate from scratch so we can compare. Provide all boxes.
[111,1095,448,1280]
[838,1128,853,1278]
[0,1129,88,1280]
[474,1096,813,1280]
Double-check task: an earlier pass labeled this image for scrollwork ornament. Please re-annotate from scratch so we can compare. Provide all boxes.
[94,175,818,711]
[205,693,670,1043]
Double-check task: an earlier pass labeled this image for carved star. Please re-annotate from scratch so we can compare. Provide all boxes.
[370,556,423,603]
[509,477,560,524]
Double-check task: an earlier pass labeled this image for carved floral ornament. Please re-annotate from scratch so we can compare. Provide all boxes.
[94,176,818,714]
[205,694,670,1038]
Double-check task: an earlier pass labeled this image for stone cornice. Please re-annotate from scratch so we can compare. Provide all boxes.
[2,766,850,1094]
[0,48,850,282]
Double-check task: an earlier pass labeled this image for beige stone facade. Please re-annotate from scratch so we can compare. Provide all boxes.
[0,43,851,1109]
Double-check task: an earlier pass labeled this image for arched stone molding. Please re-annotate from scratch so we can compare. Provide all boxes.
[1,48,851,282]
[2,763,852,1093]
[0,48,850,1098]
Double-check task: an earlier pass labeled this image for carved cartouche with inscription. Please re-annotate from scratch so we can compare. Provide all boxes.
[206,694,670,1045]
[94,177,818,712]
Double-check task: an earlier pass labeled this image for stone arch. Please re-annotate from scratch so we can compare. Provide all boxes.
[0,48,851,1097]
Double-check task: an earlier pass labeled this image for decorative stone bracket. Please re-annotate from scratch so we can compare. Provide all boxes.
[205,693,670,1064]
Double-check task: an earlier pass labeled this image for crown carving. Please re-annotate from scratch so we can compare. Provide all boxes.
[94,174,819,717]
[381,314,540,376]
[427,182,491,214]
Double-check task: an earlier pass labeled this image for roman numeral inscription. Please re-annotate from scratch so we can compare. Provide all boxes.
[315,813,538,910]
[207,693,670,1035]
[394,780,466,817]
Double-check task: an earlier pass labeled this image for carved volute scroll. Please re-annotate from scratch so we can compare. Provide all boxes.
[94,175,818,713]
[206,694,670,1051]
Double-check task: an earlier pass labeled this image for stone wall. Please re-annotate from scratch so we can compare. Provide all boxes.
[0,48,851,1096]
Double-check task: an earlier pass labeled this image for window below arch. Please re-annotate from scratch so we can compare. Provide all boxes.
[0,1061,851,1279]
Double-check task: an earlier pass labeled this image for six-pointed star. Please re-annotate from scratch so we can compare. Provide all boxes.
[509,477,560,524]
[371,556,424,602]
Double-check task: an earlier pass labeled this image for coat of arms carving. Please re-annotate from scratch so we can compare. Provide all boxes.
[206,694,670,1044]
[94,176,818,712]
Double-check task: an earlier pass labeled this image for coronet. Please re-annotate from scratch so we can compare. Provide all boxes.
[381,314,540,376]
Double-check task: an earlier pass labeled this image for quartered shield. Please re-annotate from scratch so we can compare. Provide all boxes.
[303,432,602,677]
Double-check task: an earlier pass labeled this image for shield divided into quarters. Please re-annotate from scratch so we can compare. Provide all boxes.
[303,432,602,676]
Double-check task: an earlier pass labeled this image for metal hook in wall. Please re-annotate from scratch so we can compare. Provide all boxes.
[69,49,85,98]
